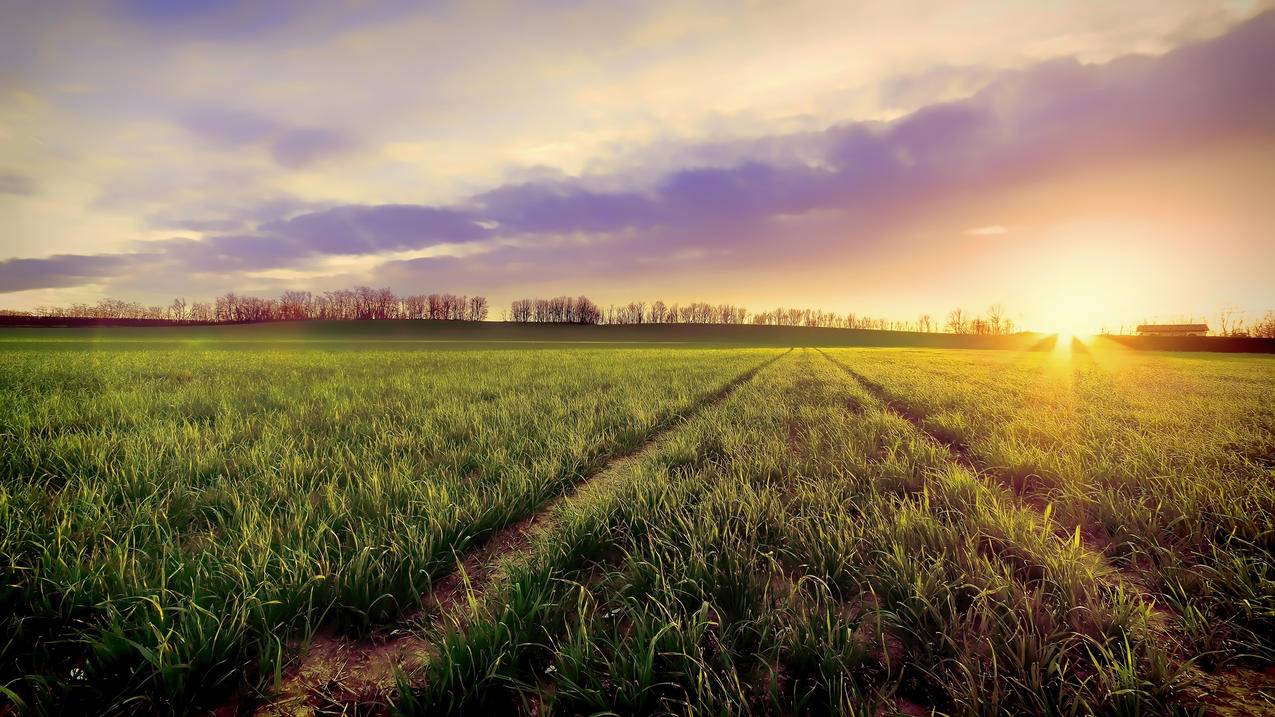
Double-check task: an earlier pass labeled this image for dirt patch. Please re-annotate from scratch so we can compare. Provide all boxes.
[1189,666,1275,717]
[253,483,578,713]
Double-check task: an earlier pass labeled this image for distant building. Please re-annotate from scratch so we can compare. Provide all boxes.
[1135,323,1209,336]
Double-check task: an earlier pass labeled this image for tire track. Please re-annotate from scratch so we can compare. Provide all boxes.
[252,349,791,715]
[818,349,1163,583]
[817,350,1086,532]
[815,349,1275,714]
[818,351,1178,601]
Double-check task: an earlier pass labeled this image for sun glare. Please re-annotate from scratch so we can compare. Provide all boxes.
[1035,282,1112,340]
[1026,231,1156,339]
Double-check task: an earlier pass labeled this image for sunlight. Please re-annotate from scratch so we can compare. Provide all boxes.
[1036,288,1109,338]
[1025,230,1157,337]
[1034,290,1115,341]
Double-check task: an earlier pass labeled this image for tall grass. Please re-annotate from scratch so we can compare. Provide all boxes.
[3,339,1270,714]
[0,347,774,712]
[829,346,1275,666]
[402,350,1205,715]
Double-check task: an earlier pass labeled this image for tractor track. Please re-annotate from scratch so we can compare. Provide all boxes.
[818,349,1113,546]
[249,349,790,715]
[815,349,1275,715]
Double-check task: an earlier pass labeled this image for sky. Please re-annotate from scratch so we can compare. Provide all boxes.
[1,0,1273,333]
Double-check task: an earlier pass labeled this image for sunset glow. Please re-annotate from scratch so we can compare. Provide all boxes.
[4,7,1275,712]
[2,2,1273,330]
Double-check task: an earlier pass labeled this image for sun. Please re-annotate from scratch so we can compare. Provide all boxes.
[1039,307,1100,342]
[1027,232,1155,340]
[1033,272,1114,340]
[1036,297,1104,353]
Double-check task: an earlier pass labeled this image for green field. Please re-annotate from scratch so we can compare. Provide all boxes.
[1,328,1273,715]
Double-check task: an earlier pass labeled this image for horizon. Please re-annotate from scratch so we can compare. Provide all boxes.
[1,283,1248,337]
[2,2,1274,334]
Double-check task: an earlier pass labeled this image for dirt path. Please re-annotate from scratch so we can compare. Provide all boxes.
[816,349,1275,715]
[250,350,788,716]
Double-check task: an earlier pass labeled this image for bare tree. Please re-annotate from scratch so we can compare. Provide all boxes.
[190,302,212,322]
[11,288,1033,335]
[1252,311,1275,339]
[1217,307,1250,336]
[278,291,311,320]
[987,304,1005,335]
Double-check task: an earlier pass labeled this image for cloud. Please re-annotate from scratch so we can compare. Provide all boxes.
[139,235,309,272]
[179,107,356,168]
[143,196,323,233]
[4,11,1274,294]
[179,107,279,147]
[0,172,36,196]
[878,65,999,111]
[270,127,357,169]
[0,253,153,292]
[474,182,659,234]
[261,205,490,255]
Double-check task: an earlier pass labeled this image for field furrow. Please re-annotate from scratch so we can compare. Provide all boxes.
[254,350,790,713]
[823,346,1275,713]
[378,350,1237,715]
[0,347,777,713]
[4,337,1272,715]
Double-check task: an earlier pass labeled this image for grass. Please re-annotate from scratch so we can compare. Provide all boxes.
[830,348,1275,665]
[402,350,1218,715]
[0,327,1272,715]
[0,343,775,712]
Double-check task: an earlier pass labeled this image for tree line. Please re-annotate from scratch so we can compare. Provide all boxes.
[1214,309,1275,339]
[5,287,1031,335]
[505,297,1021,334]
[20,289,1270,337]
[941,305,1017,335]
[13,286,489,323]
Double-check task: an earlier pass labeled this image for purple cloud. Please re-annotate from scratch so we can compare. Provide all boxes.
[139,235,310,272]
[261,205,490,255]
[128,205,493,278]
[270,127,356,169]
[180,108,355,168]
[180,108,279,147]
[144,197,324,233]
[0,253,153,291]
[474,183,659,234]
[5,11,1274,294]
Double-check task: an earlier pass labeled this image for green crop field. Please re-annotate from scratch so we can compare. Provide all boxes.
[1,329,1273,715]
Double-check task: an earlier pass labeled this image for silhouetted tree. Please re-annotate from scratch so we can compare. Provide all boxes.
[1252,311,1275,338]
[510,298,532,322]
